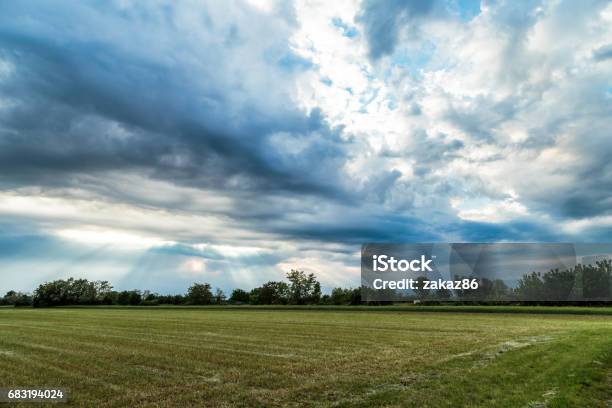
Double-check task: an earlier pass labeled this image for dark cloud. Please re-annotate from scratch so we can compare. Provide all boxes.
[558,156,612,219]
[0,1,441,261]
[274,213,440,244]
[357,0,437,60]
[0,2,350,201]
[593,44,612,61]
[449,220,560,243]
[561,195,609,219]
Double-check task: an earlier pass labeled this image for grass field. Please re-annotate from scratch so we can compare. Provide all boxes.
[1,308,611,407]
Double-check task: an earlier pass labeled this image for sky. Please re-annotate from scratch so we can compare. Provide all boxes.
[0,0,611,294]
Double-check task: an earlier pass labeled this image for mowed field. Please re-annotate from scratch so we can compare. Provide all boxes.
[0,308,611,407]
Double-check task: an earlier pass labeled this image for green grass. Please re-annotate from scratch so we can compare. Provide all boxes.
[0,308,611,407]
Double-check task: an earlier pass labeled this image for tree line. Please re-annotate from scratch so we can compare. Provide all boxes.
[1,269,359,307]
[514,260,611,301]
[2,261,610,307]
[401,260,612,302]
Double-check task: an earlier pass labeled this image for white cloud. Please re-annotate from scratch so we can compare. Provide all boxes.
[451,196,528,223]
[54,228,172,250]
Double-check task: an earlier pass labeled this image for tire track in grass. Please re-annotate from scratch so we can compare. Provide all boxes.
[1,324,320,392]
[0,339,232,406]
[0,333,303,390]
[3,325,303,358]
[0,347,127,393]
[1,319,338,350]
[0,322,309,359]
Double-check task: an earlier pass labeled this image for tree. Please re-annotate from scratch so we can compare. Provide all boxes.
[435,287,452,300]
[141,291,160,306]
[311,281,322,304]
[259,281,289,304]
[491,279,510,300]
[542,268,575,300]
[13,293,33,307]
[33,278,70,307]
[157,294,185,305]
[214,288,226,304]
[115,290,142,305]
[320,294,331,304]
[2,290,17,305]
[286,270,321,304]
[32,278,114,307]
[514,271,545,301]
[246,282,289,305]
[582,261,612,299]
[117,290,130,305]
[348,288,361,305]
[2,291,32,307]
[249,287,262,305]
[414,276,430,300]
[229,289,250,304]
[94,281,114,304]
[33,279,70,307]
[187,283,213,305]
[330,287,349,305]
[329,288,363,305]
